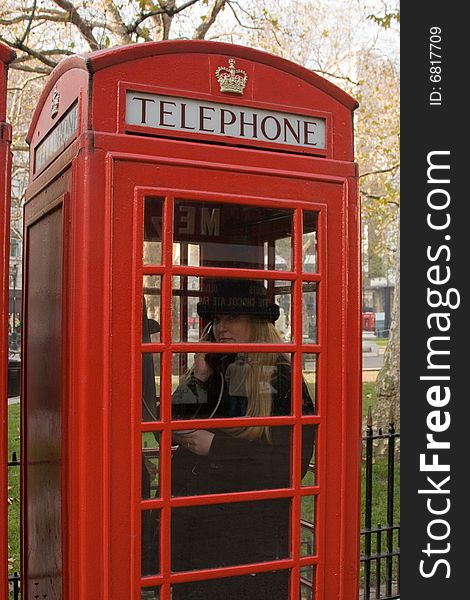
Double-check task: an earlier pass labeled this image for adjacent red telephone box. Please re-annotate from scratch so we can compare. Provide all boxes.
[23,41,361,599]
[1,42,15,600]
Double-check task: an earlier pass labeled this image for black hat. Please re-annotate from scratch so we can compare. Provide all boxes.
[197,279,280,322]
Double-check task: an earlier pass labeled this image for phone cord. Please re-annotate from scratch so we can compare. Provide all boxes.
[143,371,225,426]
[207,372,225,419]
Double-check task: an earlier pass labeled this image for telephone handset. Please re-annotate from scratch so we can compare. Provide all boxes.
[205,351,229,372]
[204,323,234,372]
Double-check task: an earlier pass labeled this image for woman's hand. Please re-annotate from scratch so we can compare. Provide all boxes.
[174,430,215,456]
[193,353,213,382]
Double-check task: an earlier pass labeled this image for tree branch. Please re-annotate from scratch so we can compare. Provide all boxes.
[226,1,263,30]
[160,0,176,41]
[102,0,133,45]
[0,35,57,69]
[127,0,200,35]
[360,163,400,178]
[192,0,228,40]
[311,68,358,87]
[18,0,37,45]
[360,191,400,207]
[52,0,100,50]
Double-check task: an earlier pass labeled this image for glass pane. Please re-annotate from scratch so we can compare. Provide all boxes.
[173,241,200,266]
[174,199,293,270]
[274,236,292,271]
[172,571,289,599]
[141,588,159,600]
[142,353,160,422]
[301,425,317,487]
[141,509,159,577]
[143,197,163,265]
[302,282,317,344]
[171,276,201,342]
[172,277,292,343]
[143,276,161,343]
[171,498,291,569]
[303,211,318,273]
[300,566,316,599]
[171,352,294,420]
[274,280,292,342]
[302,354,317,415]
[142,432,160,499]
[171,426,293,496]
[300,496,316,557]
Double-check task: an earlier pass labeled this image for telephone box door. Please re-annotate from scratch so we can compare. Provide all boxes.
[106,149,360,600]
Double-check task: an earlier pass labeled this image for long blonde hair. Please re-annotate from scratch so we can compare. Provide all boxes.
[223,317,288,442]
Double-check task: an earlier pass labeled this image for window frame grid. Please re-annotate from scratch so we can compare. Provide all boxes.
[137,190,325,599]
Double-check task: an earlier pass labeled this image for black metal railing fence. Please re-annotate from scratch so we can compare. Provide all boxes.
[360,408,400,599]
[7,450,20,600]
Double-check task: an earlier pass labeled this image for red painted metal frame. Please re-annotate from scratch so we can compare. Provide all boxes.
[0,42,15,600]
[136,189,322,597]
[21,41,361,600]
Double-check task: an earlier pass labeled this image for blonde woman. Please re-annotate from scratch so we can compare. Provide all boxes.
[169,279,315,600]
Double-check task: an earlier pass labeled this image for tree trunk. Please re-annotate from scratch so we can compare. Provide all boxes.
[374,250,400,429]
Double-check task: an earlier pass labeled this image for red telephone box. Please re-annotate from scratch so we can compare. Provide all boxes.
[23,41,361,599]
[362,312,376,332]
[1,42,15,599]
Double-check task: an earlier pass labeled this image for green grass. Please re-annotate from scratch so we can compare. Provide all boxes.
[362,382,377,417]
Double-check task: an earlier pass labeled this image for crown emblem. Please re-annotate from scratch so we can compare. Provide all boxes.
[51,88,60,118]
[215,58,247,95]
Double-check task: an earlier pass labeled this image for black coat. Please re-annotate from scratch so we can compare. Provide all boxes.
[171,356,314,600]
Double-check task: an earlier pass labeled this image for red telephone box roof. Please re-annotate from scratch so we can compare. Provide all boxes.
[27,40,358,144]
[0,44,15,64]
[0,44,15,122]
[27,40,358,165]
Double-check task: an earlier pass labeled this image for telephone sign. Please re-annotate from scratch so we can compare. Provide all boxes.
[126,91,327,150]
[22,40,361,600]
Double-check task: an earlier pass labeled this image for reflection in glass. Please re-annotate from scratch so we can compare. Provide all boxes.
[302,282,317,343]
[300,496,316,557]
[302,354,317,414]
[142,354,160,422]
[171,353,295,420]
[300,565,315,599]
[303,211,318,273]
[141,509,159,577]
[143,197,163,265]
[301,426,317,487]
[173,199,293,271]
[142,432,160,499]
[141,588,159,600]
[275,236,292,271]
[274,280,292,342]
[171,425,292,496]
[172,497,291,569]
[143,276,161,343]
[172,276,201,342]
[173,242,200,266]
[171,277,293,344]
[172,570,289,600]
